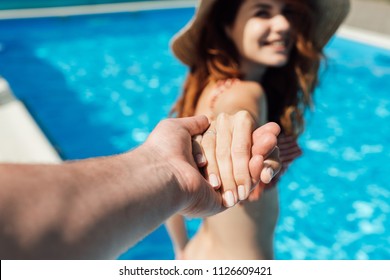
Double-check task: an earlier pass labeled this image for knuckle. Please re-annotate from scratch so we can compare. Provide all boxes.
[261,132,277,146]
[234,115,254,133]
[232,143,250,157]
[236,110,253,125]
[235,110,251,120]
[216,112,229,124]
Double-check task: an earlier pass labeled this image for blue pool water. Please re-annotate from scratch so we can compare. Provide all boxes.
[0,8,389,260]
[0,0,150,10]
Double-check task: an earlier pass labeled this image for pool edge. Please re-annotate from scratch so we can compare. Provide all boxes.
[0,0,196,19]
[0,77,62,163]
[1,1,388,51]
[337,26,390,50]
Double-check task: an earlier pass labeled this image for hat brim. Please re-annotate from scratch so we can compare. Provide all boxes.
[314,0,350,47]
[172,0,350,66]
[171,0,217,67]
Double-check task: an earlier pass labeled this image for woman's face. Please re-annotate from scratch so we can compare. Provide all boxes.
[226,0,296,69]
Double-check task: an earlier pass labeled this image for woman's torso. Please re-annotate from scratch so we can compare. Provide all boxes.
[185,134,301,259]
[187,79,301,259]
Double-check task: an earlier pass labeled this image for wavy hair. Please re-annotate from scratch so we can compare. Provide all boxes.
[171,0,323,136]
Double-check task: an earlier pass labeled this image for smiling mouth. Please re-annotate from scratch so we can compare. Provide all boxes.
[269,40,286,46]
[261,38,291,50]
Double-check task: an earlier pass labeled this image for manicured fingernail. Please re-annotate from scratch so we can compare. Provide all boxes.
[224,191,235,207]
[268,167,274,179]
[209,174,219,188]
[195,154,205,165]
[238,185,246,201]
[263,167,274,184]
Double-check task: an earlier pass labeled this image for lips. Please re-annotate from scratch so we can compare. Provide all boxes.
[263,38,288,46]
[261,37,291,52]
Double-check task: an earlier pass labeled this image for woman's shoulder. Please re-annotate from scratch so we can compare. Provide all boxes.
[215,80,265,108]
[222,79,265,98]
[204,78,264,94]
[209,79,267,124]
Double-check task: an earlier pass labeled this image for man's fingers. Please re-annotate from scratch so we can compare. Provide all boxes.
[260,147,281,184]
[181,178,225,217]
[192,135,207,167]
[252,122,280,139]
[176,115,210,136]
[252,131,278,158]
[249,154,264,188]
[247,183,264,202]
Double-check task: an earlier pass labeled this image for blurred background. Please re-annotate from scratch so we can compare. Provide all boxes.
[0,0,389,260]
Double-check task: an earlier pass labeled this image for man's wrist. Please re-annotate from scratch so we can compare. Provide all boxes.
[124,146,186,216]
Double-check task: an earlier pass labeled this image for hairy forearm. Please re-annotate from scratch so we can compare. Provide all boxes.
[0,148,182,259]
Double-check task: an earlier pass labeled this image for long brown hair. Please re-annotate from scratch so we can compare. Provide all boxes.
[171,0,323,136]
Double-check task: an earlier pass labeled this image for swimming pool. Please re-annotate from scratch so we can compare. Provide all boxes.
[0,0,151,10]
[0,7,389,260]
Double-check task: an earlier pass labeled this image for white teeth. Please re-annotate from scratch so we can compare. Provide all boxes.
[271,41,285,46]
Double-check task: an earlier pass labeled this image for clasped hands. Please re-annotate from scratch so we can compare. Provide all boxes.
[143,111,281,217]
[193,111,281,207]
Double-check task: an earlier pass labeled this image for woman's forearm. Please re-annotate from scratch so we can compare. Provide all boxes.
[165,214,189,255]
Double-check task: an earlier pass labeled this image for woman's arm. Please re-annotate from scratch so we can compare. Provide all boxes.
[165,215,189,259]
[211,80,267,126]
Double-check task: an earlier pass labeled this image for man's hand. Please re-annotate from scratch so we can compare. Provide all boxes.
[142,115,225,217]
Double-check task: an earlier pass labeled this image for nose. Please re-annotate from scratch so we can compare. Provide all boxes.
[271,14,291,34]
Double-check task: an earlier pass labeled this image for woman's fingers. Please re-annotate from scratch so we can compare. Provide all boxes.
[199,113,281,206]
[231,111,253,201]
[215,113,237,207]
[201,122,221,189]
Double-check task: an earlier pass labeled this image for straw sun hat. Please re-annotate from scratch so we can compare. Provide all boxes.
[171,0,350,66]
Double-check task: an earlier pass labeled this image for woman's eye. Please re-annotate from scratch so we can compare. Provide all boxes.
[255,10,271,18]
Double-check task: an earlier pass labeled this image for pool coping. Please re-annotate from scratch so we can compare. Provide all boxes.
[337,26,390,50]
[0,77,61,163]
[0,0,388,50]
[0,0,196,19]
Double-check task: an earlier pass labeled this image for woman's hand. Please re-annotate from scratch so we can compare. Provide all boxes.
[192,111,281,207]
